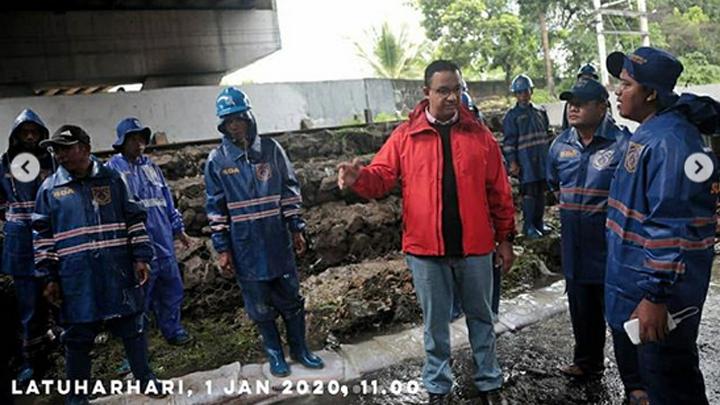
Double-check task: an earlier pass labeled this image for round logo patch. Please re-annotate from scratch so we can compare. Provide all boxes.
[255,163,273,182]
[591,149,615,170]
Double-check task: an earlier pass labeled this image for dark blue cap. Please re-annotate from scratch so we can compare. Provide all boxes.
[559,78,609,103]
[40,125,91,149]
[114,117,151,150]
[606,47,683,98]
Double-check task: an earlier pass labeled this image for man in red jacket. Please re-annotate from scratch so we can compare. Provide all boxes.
[338,60,515,405]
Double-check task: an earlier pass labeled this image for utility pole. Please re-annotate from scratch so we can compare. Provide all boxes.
[637,0,650,46]
[592,0,609,85]
[591,0,651,85]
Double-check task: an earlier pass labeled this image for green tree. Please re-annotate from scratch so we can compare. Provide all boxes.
[678,52,720,85]
[657,6,720,65]
[649,0,720,20]
[354,22,425,79]
[415,0,539,85]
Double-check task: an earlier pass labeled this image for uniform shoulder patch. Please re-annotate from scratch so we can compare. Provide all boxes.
[624,141,644,173]
[52,187,75,199]
[255,163,273,182]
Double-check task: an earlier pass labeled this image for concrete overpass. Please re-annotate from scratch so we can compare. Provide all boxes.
[0,1,280,96]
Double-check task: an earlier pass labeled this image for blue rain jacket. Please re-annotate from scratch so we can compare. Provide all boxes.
[547,116,631,284]
[32,160,154,324]
[106,154,184,260]
[0,109,54,276]
[502,103,551,184]
[605,94,720,330]
[205,131,305,282]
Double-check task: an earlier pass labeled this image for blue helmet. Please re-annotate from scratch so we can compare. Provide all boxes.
[577,63,599,79]
[216,87,257,138]
[216,87,252,118]
[461,91,475,109]
[510,74,534,93]
[113,117,151,150]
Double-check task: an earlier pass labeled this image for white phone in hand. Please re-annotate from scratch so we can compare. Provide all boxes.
[623,313,677,345]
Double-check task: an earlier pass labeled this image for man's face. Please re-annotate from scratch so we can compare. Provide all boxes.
[121,132,147,161]
[16,122,43,149]
[514,90,531,104]
[615,69,653,122]
[53,143,90,174]
[567,99,607,130]
[223,115,250,144]
[424,70,462,121]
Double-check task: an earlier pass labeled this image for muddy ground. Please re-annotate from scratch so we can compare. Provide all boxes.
[285,260,720,404]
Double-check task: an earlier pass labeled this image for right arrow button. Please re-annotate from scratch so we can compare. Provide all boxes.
[684,153,714,183]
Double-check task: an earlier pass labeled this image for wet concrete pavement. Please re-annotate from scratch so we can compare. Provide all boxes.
[281,270,720,404]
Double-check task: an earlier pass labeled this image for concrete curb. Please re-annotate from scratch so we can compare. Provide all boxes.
[91,280,568,404]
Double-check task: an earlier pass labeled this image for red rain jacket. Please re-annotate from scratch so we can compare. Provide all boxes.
[352,99,515,256]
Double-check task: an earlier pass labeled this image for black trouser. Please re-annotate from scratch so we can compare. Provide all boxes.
[611,328,645,394]
[62,313,154,405]
[631,310,706,404]
[566,280,605,372]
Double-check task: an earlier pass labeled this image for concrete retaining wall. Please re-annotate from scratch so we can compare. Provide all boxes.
[0,80,397,152]
[2,81,718,152]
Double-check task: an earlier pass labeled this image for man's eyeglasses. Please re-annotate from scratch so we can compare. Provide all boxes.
[430,86,462,97]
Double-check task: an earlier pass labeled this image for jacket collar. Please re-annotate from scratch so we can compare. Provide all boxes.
[425,108,459,126]
[221,133,262,161]
[55,157,107,186]
[113,153,149,167]
[513,102,537,111]
[407,99,479,137]
[562,113,616,146]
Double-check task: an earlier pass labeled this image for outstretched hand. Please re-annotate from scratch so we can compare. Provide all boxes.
[337,158,364,190]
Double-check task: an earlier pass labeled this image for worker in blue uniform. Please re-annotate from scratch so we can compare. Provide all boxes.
[205,87,324,377]
[33,125,163,404]
[502,74,551,238]
[562,64,601,130]
[0,109,55,385]
[605,47,720,405]
[547,79,640,395]
[106,117,193,346]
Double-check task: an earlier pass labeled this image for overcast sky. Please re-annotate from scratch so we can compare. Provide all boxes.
[221,0,425,84]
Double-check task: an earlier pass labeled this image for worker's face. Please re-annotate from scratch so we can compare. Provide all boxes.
[567,99,607,130]
[121,132,147,161]
[615,69,655,123]
[424,70,462,122]
[16,122,43,149]
[514,90,532,104]
[53,143,91,174]
[223,115,250,145]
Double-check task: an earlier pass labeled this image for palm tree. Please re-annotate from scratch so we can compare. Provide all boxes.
[354,22,424,79]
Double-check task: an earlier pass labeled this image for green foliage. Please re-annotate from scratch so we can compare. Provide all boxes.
[354,21,426,79]
[658,6,720,66]
[678,52,720,85]
[374,111,405,122]
[528,88,557,104]
[415,0,540,84]
[341,111,405,126]
[415,0,720,86]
